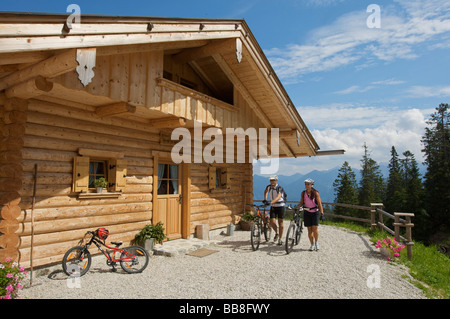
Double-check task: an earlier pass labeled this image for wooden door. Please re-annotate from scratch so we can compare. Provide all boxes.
[156,163,182,240]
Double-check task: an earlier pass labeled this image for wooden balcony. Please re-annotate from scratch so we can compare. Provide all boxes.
[151,78,239,128]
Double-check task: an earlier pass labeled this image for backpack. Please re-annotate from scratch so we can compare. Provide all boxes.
[275,185,287,202]
[265,184,287,202]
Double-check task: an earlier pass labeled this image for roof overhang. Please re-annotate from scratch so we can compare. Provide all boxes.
[0,11,331,158]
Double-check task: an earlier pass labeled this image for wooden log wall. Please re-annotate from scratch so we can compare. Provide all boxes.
[0,98,27,262]
[16,98,159,268]
[190,163,252,232]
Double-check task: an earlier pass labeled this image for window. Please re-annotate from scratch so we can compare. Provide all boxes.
[88,160,107,189]
[73,155,127,193]
[208,166,231,191]
[157,164,179,195]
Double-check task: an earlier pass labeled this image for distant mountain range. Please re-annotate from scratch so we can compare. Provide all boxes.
[253,162,427,204]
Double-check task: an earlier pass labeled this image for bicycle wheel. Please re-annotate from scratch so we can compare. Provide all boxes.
[62,246,92,276]
[295,222,302,245]
[263,222,272,242]
[285,223,296,254]
[250,222,261,251]
[120,246,149,274]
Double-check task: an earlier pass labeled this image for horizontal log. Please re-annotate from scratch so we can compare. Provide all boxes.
[25,122,152,150]
[19,193,152,209]
[28,99,157,135]
[23,135,153,158]
[0,49,77,91]
[22,147,77,162]
[18,202,153,223]
[17,210,152,236]
[5,76,53,99]
[26,110,159,143]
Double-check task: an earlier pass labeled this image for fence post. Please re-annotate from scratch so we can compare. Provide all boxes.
[370,203,383,232]
[394,212,415,259]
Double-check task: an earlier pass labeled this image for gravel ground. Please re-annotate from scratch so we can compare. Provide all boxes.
[17,223,426,299]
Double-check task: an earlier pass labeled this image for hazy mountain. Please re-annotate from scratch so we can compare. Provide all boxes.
[253,162,426,204]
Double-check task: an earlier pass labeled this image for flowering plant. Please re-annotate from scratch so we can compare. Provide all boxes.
[375,236,405,261]
[0,258,28,299]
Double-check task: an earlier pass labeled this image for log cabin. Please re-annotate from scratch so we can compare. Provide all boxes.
[0,12,338,268]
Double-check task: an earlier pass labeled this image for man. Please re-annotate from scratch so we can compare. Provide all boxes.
[263,175,286,245]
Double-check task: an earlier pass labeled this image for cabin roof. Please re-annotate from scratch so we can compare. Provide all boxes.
[0,12,341,158]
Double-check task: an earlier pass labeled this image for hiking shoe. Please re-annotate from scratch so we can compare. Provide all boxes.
[315,242,320,250]
[274,233,279,242]
[309,244,315,251]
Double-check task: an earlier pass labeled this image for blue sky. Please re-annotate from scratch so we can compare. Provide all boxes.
[3,0,450,175]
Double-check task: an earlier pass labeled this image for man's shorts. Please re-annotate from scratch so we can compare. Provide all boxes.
[304,211,320,227]
[270,206,286,219]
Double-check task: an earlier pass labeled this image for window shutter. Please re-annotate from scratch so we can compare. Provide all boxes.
[73,156,89,192]
[223,168,231,189]
[208,167,216,190]
[110,159,127,192]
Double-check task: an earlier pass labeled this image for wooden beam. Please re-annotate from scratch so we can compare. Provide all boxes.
[149,117,186,128]
[95,102,136,118]
[5,76,53,99]
[173,38,236,64]
[0,49,78,91]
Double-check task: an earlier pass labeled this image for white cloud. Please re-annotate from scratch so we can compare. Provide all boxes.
[277,106,431,174]
[266,0,450,82]
[405,85,450,98]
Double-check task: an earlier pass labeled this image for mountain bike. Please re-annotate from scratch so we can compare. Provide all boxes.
[247,204,271,251]
[62,228,149,276]
[285,206,303,254]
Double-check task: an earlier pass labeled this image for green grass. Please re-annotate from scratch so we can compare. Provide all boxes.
[322,220,450,299]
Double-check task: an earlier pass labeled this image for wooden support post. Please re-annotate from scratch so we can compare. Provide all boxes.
[394,212,415,260]
[370,203,383,232]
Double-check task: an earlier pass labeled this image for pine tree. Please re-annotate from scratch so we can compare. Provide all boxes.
[400,150,428,241]
[421,103,450,236]
[385,146,405,214]
[333,161,358,216]
[358,144,385,211]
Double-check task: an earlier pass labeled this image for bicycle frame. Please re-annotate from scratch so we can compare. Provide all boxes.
[83,233,136,264]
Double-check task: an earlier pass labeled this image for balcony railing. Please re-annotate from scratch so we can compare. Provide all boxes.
[152,78,238,128]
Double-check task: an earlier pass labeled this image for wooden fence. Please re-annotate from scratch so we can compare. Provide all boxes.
[253,200,414,259]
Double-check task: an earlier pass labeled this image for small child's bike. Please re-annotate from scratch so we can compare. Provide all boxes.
[62,228,149,276]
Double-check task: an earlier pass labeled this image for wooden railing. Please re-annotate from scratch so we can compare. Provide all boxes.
[253,200,415,259]
[151,78,239,128]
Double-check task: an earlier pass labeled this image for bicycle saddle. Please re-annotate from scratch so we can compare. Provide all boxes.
[111,241,123,246]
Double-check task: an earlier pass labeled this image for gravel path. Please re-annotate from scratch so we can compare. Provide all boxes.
[17,223,426,299]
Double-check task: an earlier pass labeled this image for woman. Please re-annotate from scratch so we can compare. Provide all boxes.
[298,178,324,251]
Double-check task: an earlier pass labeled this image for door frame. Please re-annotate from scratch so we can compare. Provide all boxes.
[152,151,190,239]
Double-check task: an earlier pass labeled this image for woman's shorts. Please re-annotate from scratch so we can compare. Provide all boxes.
[270,206,286,219]
[304,211,320,227]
